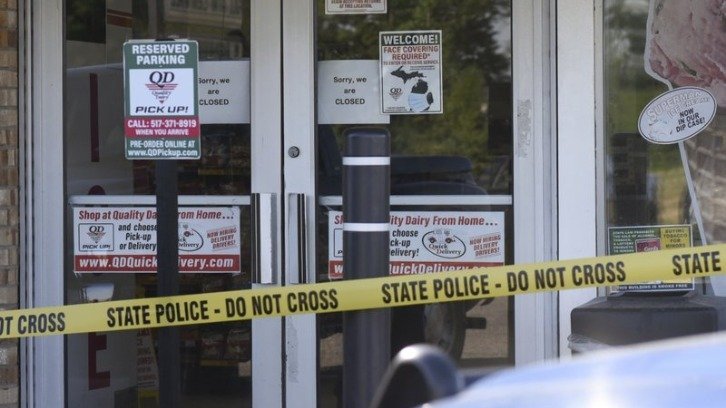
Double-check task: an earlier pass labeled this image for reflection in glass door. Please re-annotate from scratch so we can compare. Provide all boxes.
[313,1,516,405]
[64,1,253,406]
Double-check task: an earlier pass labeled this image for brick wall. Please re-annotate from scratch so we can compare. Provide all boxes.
[0,0,17,406]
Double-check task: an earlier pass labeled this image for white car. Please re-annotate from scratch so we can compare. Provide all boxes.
[373,332,726,407]
[428,332,726,407]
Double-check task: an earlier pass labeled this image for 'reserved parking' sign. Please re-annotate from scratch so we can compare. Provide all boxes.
[123,40,200,159]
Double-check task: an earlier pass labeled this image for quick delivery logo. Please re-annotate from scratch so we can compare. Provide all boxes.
[178,224,204,252]
[422,229,465,259]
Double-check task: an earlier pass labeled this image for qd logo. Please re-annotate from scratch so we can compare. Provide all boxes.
[86,225,106,243]
[389,87,403,100]
[79,223,114,252]
[145,71,178,104]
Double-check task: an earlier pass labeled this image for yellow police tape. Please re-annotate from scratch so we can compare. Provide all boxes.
[1,244,724,339]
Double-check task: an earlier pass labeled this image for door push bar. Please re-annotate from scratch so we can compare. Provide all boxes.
[251,193,308,285]
[287,193,308,285]
[251,193,278,285]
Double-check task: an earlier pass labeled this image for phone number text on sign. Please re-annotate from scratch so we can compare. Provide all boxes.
[125,118,200,137]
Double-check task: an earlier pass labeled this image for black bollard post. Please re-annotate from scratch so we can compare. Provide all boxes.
[342,128,391,408]
[156,160,180,407]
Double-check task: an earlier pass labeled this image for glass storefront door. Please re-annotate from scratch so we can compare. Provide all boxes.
[312,1,517,405]
[53,0,543,407]
[64,1,258,406]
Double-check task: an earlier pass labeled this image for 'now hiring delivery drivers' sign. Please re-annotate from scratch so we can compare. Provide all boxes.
[123,40,201,159]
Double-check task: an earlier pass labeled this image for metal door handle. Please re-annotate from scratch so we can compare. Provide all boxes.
[251,193,277,285]
[287,193,307,284]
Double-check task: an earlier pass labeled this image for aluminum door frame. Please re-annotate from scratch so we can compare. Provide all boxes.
[281,1,318,407]
[250,0,318,407]
[556,0,599,358]
[250,1,285,407]
[21,1,65,406]
[512,0,560,364]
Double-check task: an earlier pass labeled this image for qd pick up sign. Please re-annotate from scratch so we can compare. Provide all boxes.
[123,40,201,159]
